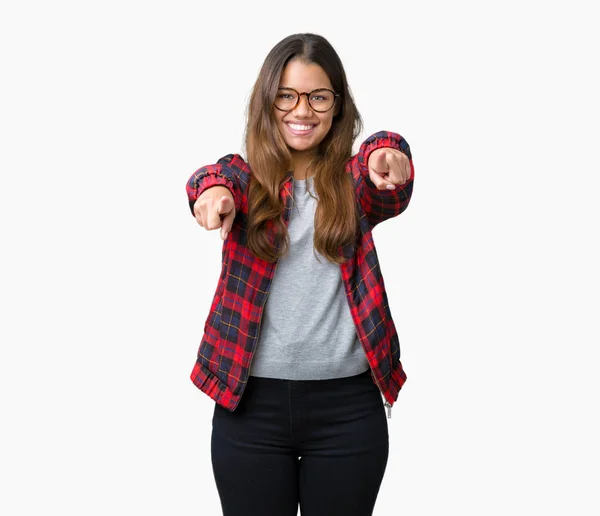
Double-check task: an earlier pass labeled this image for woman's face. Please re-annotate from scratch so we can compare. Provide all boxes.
[274,59,336,157]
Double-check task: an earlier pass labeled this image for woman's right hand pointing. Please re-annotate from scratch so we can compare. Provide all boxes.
[193,186,236,240]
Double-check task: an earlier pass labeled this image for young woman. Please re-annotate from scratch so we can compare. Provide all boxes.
[186,33,414,516]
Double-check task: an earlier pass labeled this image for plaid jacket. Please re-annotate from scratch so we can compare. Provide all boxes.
[186,131,414,412]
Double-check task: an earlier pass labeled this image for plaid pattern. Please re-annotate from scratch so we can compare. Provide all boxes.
[186,131,414,411]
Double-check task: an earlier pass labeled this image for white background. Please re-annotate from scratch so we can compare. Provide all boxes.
[1,0,598,514]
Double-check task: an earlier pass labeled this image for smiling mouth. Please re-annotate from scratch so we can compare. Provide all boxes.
[285,122,316,136]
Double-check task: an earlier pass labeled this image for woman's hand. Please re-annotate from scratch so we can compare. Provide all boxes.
[193,186,236,240]
[367,148,411,190]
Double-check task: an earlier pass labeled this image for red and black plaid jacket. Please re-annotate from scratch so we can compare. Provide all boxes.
[186,131,414,412]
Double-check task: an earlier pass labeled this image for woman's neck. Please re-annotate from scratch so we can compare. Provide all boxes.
[291,150,317,180]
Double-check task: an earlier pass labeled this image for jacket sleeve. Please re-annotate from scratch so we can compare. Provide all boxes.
[185,154,243,216]
[347,131,414,230]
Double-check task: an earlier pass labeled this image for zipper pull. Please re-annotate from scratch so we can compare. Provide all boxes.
[384,401,392,419]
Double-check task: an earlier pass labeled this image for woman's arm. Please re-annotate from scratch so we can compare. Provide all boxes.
[347,131,414,230]
[185,154,244,216]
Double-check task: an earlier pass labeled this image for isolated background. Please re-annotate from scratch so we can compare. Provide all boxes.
[1,0,598,514]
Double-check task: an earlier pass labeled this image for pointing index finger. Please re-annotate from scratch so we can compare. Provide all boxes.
[374,150,389,171]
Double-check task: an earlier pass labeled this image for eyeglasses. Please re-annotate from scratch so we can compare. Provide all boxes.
[274,88,340,113]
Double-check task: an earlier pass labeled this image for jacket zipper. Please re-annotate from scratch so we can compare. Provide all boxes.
[369,367,392,419]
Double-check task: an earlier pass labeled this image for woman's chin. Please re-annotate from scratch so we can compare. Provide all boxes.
[286,141,318,154]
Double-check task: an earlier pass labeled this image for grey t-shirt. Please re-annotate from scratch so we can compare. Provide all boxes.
[248,175,370,380]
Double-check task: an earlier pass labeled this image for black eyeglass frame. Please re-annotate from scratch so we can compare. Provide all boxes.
[274,87,341,113]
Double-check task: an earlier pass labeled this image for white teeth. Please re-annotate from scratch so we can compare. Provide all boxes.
[287,123,314,131]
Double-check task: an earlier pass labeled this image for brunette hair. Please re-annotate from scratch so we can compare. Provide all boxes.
[244,33,363,263]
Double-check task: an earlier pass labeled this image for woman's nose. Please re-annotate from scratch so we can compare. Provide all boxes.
[292,94,312,117]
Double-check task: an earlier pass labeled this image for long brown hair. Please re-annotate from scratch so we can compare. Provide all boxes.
[244,33,363,264]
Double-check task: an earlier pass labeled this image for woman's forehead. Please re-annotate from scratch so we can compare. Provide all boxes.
[279,59,332,90]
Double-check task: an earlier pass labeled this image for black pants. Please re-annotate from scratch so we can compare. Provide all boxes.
[211,369,389,516]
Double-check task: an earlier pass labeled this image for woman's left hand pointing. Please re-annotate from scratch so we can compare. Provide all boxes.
[367,148,411,190]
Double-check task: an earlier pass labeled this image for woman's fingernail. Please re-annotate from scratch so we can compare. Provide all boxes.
[386,184,396,190]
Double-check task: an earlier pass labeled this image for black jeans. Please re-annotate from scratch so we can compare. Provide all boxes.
[211,369,389,516]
